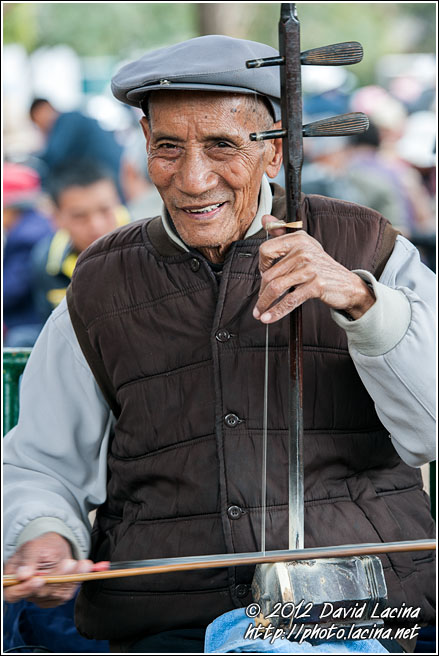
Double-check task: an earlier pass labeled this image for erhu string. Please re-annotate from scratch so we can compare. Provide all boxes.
[261,229,270,555]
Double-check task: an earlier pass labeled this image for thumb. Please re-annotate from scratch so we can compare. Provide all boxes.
[261,214,287,237]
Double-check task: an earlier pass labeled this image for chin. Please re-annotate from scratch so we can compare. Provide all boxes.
[178,227,226,250]
[187,239,223,250]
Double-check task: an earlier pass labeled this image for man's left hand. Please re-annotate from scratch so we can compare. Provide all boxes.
[253,215,375,323]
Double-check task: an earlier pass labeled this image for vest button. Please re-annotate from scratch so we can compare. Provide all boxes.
[190,258,201,272]
[228,505,243,520]
[235,584,249,598]
[216,329,231,343]
[224,413,241,427]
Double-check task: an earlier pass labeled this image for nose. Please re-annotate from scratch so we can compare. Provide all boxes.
[174,148,217,197]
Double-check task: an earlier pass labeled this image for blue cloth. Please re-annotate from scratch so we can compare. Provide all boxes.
[3,597,109,653]
[3,208,54,332]
[39,111,123,198]
[204,609,389,653]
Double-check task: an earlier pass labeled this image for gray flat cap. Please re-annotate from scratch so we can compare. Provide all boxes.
[111,35,281,120]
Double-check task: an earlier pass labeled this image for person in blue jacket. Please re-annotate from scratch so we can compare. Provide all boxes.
[29,98,124,200]
[3,162,54,347]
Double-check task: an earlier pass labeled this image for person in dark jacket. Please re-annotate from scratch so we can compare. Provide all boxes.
[4,37,435,654]
[3,162,54,346]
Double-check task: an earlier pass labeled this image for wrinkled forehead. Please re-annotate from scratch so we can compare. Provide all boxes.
[144,89,274,128]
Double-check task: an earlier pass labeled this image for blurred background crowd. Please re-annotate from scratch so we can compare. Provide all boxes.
[3,2,437,349]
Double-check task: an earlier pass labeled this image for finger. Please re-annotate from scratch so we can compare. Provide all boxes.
[28,582,80,608]
[259,232,308,273]
[77,558,94,573]
[27,559,93,606]
[3,560,76,603]
[259,250,313,297]
[254,266,312,319]
[15,565,38,580]
[261,214,287,237]
[25,560,81,606]
[257,281,317,324]
[56,558,78,574]
[3,575,46,603]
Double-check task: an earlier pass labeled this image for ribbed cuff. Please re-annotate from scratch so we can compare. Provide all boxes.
[330,270,411,356]
[16,517,83,559]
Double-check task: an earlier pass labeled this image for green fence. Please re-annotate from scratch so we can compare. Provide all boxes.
[3,348,32,435]
[430,462,436,519]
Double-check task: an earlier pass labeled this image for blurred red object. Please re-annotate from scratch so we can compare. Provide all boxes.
[3,162,41,208]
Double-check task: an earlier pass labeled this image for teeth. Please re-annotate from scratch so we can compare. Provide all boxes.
[186,203,221,213]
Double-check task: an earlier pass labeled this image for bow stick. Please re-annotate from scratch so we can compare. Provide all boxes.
[3,540,435,587]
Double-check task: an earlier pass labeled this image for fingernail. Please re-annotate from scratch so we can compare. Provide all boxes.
[261,312,272,322]
[253,307,260,319]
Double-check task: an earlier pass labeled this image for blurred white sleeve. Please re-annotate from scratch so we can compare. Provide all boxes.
[3,297,113,561]
[331,235,436,468]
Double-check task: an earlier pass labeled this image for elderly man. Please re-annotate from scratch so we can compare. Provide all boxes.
[3,36,435,653]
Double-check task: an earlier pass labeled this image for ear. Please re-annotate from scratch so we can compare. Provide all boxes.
[264,120,283,179]
[139,117,151,148]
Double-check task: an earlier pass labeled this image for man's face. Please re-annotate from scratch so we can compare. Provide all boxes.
[141,91,282,262]
[55,179,120,253]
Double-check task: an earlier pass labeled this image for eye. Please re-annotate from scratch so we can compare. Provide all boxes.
[158,143,178,150]
[215,141,233,148]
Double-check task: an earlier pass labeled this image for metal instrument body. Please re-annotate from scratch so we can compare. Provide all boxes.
[252,556,387,637]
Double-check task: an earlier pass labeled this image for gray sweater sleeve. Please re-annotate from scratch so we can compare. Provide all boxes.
[331,235,436,467]
[3,298,113,561]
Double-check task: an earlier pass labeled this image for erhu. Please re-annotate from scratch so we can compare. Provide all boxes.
[3,10,435,625]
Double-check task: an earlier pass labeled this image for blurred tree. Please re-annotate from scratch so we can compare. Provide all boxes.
[3,2,39,51]
[245,3,436,87]
[197,3,249,38]
[4,3,198,56]
[3,2,436,87]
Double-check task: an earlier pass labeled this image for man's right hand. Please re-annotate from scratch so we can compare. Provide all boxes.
[4,532,94,608]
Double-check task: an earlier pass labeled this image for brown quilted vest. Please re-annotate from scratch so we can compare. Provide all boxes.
[67,186,435,642]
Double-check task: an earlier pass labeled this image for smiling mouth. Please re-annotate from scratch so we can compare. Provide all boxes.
[181,202,226,218]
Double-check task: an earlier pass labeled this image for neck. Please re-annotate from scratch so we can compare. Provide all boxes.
[198,245,225,264]
[198,218,255,263]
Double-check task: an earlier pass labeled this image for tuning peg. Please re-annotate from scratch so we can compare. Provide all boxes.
[249,113,368,142]
[303,112,369,137]
[250,128,287,141]
[301,42,363,66]
[246,56,285,69]
[246,42,362,69]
